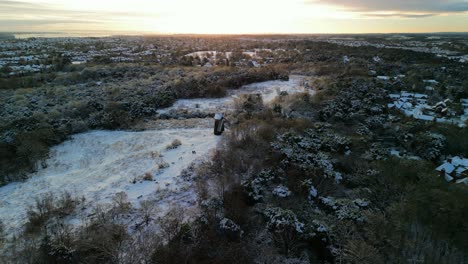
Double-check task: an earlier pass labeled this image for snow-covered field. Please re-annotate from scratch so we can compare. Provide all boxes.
[0,75,310,240]
[0,129,219,238]
[158,75,307,114]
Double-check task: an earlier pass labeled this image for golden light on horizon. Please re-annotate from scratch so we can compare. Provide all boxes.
[1,0,468,33]
[57,0,346,34]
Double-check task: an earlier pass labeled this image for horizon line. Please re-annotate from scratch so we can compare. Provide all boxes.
[2,31,468,37]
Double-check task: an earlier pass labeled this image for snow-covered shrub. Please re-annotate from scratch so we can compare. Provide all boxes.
[317,132,351,153]
[301,179,319,201]
[158,161,170,169]
[263,207,305,254]
[312,153,335,175]
[272,185,292,198]
[200,197,223,211]
[311,220,329,233]
[301,216,332,241]
[243,178,265,202]
[353,199,369,208]
[319,196,369,222]
[362,143,388,160]
[243,169,278,202]
[419,133,446,161]
[219,218,241,232]
[264,207,304,234]
[47,220,76,261]
[219,217,244,239]
[272,132,343,181]
[365,115,387,129]
[356,124,372,136]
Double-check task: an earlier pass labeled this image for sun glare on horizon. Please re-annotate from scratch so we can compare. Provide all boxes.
[1,0,468,33]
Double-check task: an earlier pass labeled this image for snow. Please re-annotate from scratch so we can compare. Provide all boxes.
[424,79,439,84]
[415,114,435,121]
[184,50,261,60]
[219,218,241,232]
[377,76,390,81]
[414,93,428,99]
[436,156,468,183]
[390,149,401,157]
[456,178,468,185]
[445,174,454,182]
[455,167,467,175]
[436,162,455,174]
[354,199,369,207]
[343,56,350,63]
[308,186,318,199]
[0,128,220,238]
[451,156,468,167]
[158,75,309,114]
[272,185,291,198]
[0,75,315,242]
[401,92,414,97]
[387,92,466,127]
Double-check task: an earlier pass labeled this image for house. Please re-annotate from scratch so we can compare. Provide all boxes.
[433,101,447,112]
[436,156,468,182]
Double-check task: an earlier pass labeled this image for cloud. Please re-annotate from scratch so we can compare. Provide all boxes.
[0,0,159,18]
[0,0,162,31]
[308,0,468,14]
[0,19,96,26]
[363,13,436,19]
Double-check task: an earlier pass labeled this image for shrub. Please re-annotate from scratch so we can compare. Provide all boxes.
[24,192,78,234]
[143,172,153,181]
[112,192,131,215]
[139,200,156,225]
[166,139,182,150]
[25,193,56,234]
[264,207,304,256]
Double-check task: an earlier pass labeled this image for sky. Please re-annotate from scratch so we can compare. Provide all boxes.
[1,0,468,34]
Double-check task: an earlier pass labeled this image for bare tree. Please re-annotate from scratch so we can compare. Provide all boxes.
[112,192,131,216]
[157,207,185,243]
[139,200,157,225]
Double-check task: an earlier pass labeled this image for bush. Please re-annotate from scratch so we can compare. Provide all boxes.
[143,172,153,181]
[166,139,182,150]
[24,192,78,234]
